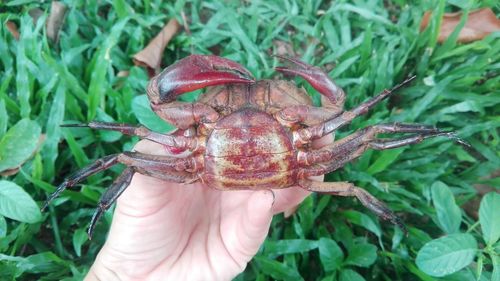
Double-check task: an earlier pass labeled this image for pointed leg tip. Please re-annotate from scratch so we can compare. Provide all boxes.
[405,75,417,83]
[40,203,49,212]
[87,223,96,240]
[428,131,472,148]
[87,230,93,240]
[393,217,408,236]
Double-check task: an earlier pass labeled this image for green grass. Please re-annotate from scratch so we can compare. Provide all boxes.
[1,0,499,280]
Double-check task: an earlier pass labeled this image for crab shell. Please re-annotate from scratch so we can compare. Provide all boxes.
[199,81,311,190]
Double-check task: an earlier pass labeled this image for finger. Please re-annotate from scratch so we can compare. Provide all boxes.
[222,190,274,261]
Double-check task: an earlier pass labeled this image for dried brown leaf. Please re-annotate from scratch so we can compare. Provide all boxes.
[133,19,181,76]
[46,1,67,43]
[29,8,44,25]
[0,167,20,177]
[5,21,19,40]
[117,70,130,78]
[273,40,296,57]
[421,8,500,43]
[463,169,500,220]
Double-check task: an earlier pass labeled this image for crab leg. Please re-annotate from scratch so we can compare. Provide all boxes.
[42,152,197,210]
[88,167,135,238]
[62,122,198,154]
[147,55,255,129]
[299,123,466,176]
[299,179,406,233]
[275,55,346,106]
[293,76,416,145]
[86,167,198,238]
[41,154,120,210]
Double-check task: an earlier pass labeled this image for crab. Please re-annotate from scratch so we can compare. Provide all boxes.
[43,55,465,237]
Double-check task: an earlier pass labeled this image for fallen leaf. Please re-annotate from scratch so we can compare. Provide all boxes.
[5,21,19,40]
[273,40,296,57]
[117,70,130,78]
[46,1,67,43]
[463,169,500,220]
[181,11,191,36]
[421,8,500,43]
[0,167,20,177]
[133,19,181,76]
[29,8,44,25]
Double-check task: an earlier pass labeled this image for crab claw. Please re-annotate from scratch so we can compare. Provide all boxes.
[274,55,345,105]
[148,55,255,104]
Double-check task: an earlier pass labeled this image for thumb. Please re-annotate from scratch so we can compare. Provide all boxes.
[234,190,274,259]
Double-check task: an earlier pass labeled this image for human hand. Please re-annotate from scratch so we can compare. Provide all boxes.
[85,136,330,281]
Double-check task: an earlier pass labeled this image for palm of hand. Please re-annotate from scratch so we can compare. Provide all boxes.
[87,141,312,281]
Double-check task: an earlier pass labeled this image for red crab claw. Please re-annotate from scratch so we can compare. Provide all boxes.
[274,55,345,105]
[148,55,255,104]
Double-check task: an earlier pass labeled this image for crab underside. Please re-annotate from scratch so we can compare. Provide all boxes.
[43,55,466,237]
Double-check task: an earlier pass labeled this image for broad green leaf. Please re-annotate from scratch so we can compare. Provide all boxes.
[479,192,500,245]
[16,252,69,274]
[344,243,377,267]
[263,239,318,256]
[431,181,462,234]
[254,255,303,280]
[0,119,41,172]
[416,233,477,277]
[132,95,174,133]
[0,180,41,223]
[0,215,6,238]
[318,238,344,272]
[492,254,500,281]
[72,228,88,257]
[339,269,365,281]
[341,210,382,239]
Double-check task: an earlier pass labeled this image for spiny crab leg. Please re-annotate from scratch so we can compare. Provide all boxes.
[42,151,197,237]
[62,122,198,155]
[299,123,469,177]
[148,55,255,104]
[299,179,407,234]
[88,167,135,238]
[274,55,346,106]
[294,76,417,146]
